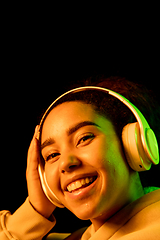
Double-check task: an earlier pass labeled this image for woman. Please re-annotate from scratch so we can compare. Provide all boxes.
[0,77,160,239]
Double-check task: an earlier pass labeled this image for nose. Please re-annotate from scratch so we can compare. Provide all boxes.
[59,154,81,174]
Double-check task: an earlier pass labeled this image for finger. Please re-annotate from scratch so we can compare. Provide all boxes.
[27,126,40,174]
[35,125,40,140]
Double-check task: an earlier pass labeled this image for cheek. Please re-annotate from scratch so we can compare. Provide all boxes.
[92,135,130,195]
[90,137,131,215]
[85,135,109,167]
[45,163,61,195]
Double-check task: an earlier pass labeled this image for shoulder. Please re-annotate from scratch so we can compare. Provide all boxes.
[118,189,160,237]
[144,186,160,194]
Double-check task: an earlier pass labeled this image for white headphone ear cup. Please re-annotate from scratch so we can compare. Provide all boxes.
[38,164,64,208]
[122,122,152,171]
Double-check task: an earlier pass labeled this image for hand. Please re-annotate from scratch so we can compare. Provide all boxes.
[26,126,56,219]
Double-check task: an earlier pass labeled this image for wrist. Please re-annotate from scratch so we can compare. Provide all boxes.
[28,198,56,219]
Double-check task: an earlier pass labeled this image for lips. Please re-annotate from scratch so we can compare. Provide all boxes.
[67,176,97,193]
[63,173,98,194]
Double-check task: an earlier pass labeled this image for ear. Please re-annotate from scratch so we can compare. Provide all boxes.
[122,122,152,171]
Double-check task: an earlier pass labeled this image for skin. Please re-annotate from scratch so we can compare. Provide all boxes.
[27,101,144,231]
[26,126,56,219]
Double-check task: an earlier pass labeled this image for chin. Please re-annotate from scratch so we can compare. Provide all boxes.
[67,201,100,221]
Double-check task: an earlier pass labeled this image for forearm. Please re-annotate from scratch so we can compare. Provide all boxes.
[0,198,55,240]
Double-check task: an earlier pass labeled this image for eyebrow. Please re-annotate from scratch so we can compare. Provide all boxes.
[67,121,99,136]
[41,121,99,150]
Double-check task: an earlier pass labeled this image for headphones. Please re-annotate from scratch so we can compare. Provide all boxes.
[38,86,159,208]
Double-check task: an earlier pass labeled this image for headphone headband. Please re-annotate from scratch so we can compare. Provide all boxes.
[40,86,148,128]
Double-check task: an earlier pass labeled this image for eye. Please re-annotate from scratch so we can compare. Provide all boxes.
[77,133,95,147]
[45,152,60,162]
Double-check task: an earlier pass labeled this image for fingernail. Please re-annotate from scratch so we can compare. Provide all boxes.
[34,125,40,140]
[35,125,39,133]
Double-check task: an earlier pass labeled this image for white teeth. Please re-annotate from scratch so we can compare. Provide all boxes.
[67,177,95,192]
[76,181,81,189]
[85,178,90,184]
[81,178,85,185]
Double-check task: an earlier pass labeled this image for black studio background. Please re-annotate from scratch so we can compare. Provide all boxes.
[1,12,160,234]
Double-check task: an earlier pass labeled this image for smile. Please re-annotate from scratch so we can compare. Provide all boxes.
[66,176,97,193]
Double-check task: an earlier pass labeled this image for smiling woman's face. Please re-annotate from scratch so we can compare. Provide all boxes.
[41,101,140,223]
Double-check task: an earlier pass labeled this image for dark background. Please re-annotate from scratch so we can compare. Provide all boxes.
[0,9,160,234]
